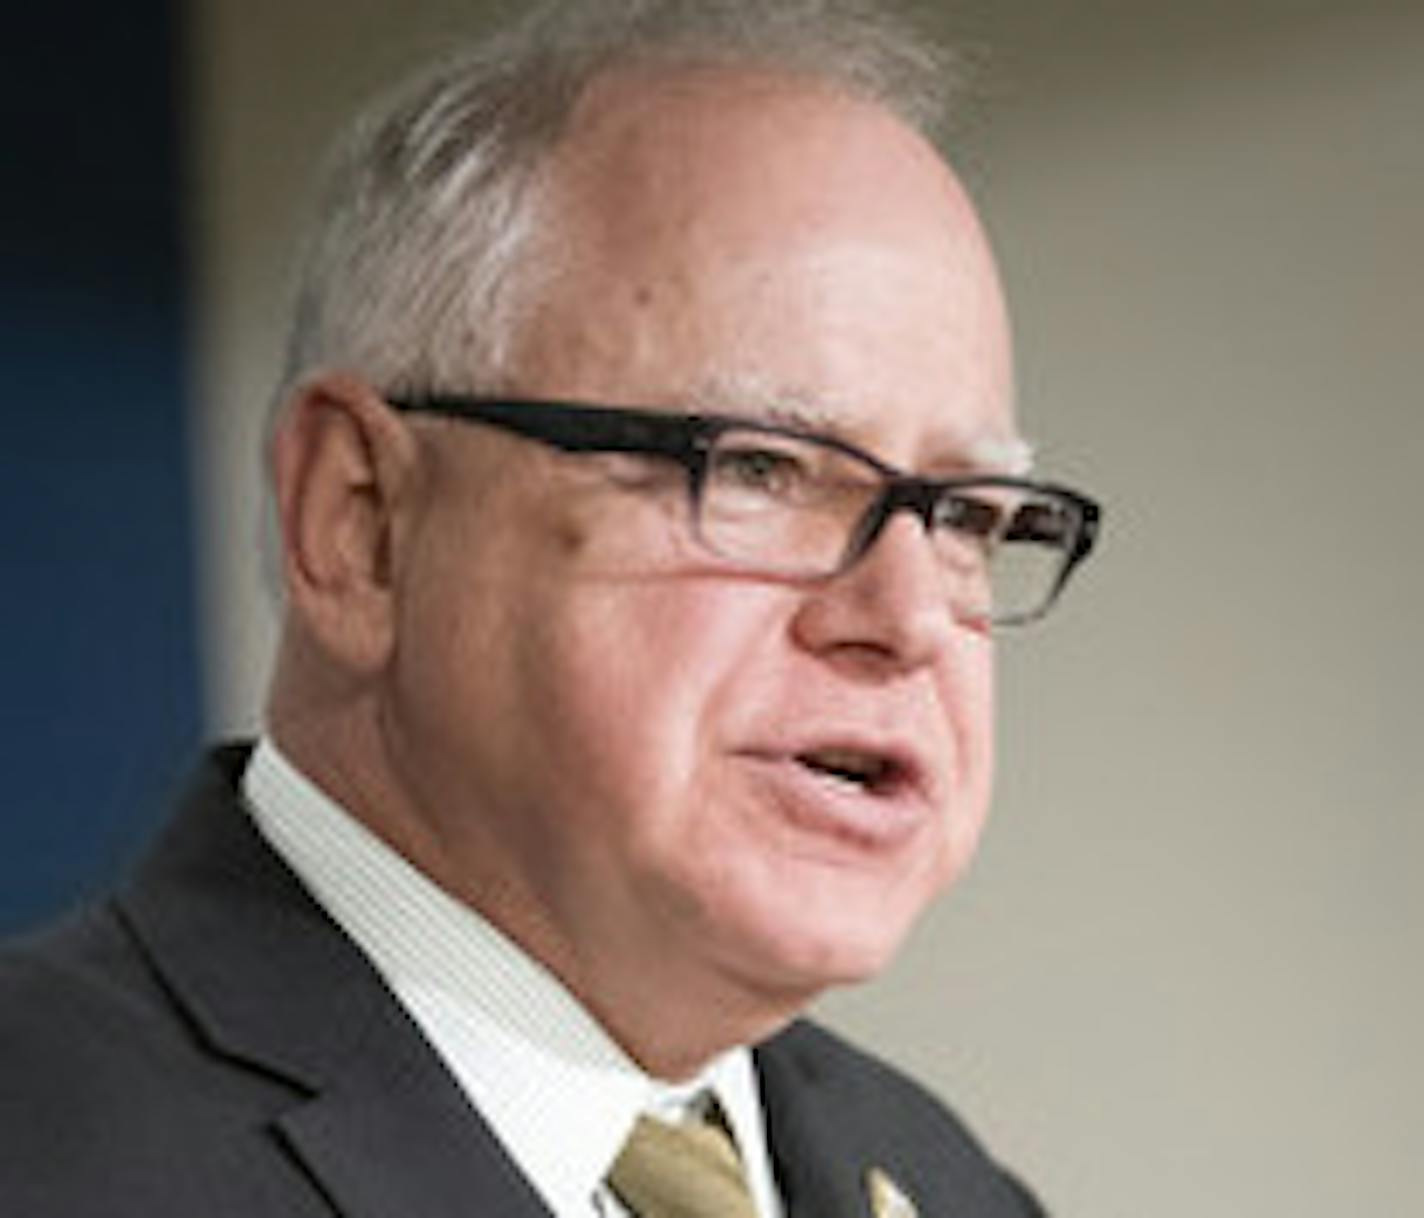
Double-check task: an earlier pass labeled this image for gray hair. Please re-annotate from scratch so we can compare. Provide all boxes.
[279,0,962,401]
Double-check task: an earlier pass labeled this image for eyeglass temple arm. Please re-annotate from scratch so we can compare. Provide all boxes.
[391,395,705,462]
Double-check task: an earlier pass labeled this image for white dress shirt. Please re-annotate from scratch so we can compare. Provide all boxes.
[243,738,784,1218]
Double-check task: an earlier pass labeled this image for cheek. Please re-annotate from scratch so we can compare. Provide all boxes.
[521,576,789,805]
[956,682,996,863]
[944,629,995,758]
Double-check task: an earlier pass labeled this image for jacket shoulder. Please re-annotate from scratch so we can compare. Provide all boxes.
[0,900,168,1055]
[0,903,317,1215]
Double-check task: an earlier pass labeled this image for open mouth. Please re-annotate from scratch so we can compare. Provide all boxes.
[795,747,903,795]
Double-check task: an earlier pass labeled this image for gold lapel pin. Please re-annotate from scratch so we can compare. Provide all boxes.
[866,1166,919,1218]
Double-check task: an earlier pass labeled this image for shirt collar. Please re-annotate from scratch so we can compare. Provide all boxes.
[243,737,774,1218]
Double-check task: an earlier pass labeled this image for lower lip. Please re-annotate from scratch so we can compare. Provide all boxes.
[739,755,932,854]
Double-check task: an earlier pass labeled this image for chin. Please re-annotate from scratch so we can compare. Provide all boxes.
[712,890,926,1001]
[652,827,951,1007]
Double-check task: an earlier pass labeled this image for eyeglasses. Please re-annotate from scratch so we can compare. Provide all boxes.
[387,395,1101,627]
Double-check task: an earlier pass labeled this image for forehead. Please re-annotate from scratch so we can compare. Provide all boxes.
[503,66,1019,467]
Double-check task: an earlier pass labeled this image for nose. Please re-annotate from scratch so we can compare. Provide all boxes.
[790,512,968,677]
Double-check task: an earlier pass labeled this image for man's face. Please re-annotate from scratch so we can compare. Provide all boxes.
[383,71,1018,1025]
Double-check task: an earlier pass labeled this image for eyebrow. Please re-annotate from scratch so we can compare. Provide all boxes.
[689,374,1035,477]
[966,434,1036,476]
[688,377,841,433]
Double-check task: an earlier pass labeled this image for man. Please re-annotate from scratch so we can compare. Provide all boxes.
[0,2,1099,1215]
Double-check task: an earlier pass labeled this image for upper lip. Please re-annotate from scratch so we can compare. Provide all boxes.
[747,731,936,803]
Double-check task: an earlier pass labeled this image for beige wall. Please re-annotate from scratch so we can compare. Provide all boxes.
[191,3,1424,1213]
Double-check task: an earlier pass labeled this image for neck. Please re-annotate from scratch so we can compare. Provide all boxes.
[266,648,818,1082]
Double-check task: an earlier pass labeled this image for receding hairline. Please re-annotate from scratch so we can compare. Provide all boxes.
[277,0,967,405]
[499,60,1006,372]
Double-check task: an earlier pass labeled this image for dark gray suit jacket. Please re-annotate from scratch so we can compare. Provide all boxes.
[0,746,1044,1216]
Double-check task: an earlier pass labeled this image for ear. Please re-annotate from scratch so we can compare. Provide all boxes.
[269,375,419,675]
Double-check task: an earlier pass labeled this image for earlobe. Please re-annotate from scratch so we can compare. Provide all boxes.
[270,375,416,674]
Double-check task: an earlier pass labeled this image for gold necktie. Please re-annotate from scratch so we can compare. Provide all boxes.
[607,1112,758,1218]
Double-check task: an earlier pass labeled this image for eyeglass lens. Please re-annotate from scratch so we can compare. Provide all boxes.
[694,427,1080,624]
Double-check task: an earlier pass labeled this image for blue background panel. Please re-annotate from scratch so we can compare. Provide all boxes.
[1,0,202,932]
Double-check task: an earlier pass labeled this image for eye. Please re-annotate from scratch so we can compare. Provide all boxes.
[1006,500,1074,547]
[708,443,810,500]
[933,492,1005,541]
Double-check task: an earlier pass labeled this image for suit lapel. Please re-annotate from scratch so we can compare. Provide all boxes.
[273,1049,550,1218]
[756,1027,869,1218]
[757,1023,1042,1218]
[117,746,552,1218]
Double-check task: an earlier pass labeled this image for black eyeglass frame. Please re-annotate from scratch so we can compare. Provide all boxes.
[387,394,1101,626]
